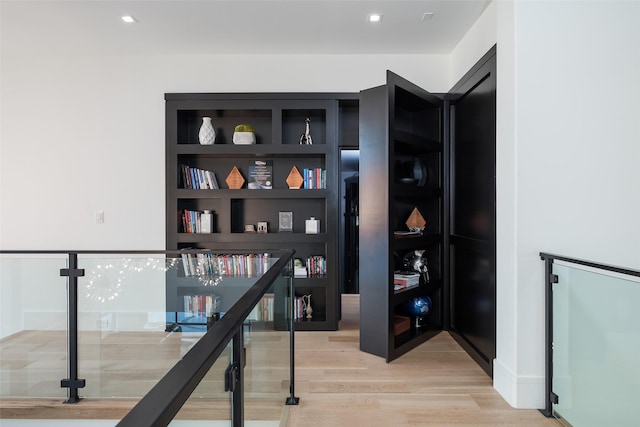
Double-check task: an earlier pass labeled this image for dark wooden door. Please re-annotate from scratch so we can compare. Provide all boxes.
[447,46,497,376]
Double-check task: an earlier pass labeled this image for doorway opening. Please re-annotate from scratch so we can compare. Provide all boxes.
[340,149,359,295]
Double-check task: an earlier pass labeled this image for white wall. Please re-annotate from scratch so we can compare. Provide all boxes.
[450,0,497,86]
[0,53,449,250]
[492,0,640,408]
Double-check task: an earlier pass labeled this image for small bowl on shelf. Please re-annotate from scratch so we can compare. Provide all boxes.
[232,132,256,145]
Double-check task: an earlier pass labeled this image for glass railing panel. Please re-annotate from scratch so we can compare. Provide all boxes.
[552,262,640,426]
[243,271,292,426]
[76,254,187,398]
[76,252,276,399]
[0,254,69,399]
[168,341,232,427]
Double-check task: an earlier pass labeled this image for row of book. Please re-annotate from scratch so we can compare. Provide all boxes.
[183,294,221,318]
[181,164,219,189]
[181,252,272,278]
[246,294,275,322]
[306,255,327,277]
[293,295,310,320]
[181,209,213,234]
[302,168,326,189]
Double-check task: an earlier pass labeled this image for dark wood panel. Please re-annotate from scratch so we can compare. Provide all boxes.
[359,72,445,362]
[447,45,497,377]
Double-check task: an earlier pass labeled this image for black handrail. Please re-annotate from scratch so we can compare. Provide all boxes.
[540,252,640,278]
[115,249,295,427]
[539,252,640,418]
[0,249,273,255]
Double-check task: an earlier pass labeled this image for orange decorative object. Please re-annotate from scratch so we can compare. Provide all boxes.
[405,207,426,231]
[225,166,245,189]
[286,166,304,189]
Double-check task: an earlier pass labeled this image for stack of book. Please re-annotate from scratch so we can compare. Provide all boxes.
[181,164,219,189]
[393,271,420,292]
[306,255,326,277]
[302,168,326,189]
[181,209,209,233]
[246,294,275,322]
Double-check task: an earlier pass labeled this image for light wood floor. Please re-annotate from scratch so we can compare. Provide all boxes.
[1,295,560,426]
[286,295,559,426]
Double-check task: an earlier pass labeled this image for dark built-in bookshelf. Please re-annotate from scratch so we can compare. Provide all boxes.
[165,93,357,331]
[359,72,446,362]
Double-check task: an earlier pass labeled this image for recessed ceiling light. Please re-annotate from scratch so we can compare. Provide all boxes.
[368,14,383,23]
[121,15,138,24]
[421,12,434,21]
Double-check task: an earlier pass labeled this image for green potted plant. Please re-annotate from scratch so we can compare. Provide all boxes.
[232,124,256,145]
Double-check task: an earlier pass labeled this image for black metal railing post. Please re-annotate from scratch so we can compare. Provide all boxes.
[232,328,244,427]
[60,252,86,403]
[539,254,555,417]
[286,258,299,405]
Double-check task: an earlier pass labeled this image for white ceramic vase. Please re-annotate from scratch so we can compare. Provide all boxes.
[199,117,215,145]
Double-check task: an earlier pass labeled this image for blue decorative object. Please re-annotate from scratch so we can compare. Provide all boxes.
[404,296,432,328]
[404,296,432,317]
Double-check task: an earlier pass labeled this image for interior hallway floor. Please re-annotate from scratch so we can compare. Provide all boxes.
[286,294,560,426]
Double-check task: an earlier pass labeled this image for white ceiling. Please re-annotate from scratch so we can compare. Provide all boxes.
[1,0,491,56]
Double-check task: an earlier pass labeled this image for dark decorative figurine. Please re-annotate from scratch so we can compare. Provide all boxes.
[299,118,313,145]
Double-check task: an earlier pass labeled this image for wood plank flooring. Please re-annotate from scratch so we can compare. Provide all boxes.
[1,295,560,426]
[286,295,560,426]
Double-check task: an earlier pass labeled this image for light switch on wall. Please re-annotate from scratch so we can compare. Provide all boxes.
[95,211,104,224]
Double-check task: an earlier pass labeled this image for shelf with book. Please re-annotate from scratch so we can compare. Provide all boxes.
[166,93,350,332]
[177,156,327,191]
[276,282,328,331]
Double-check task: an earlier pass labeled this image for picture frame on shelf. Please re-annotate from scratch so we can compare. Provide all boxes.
[278,211,293,232]
[247,160,273,189]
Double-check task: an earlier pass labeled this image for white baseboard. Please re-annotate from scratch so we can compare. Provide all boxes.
[493,358,546,409]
